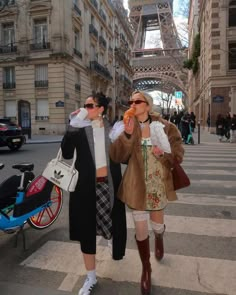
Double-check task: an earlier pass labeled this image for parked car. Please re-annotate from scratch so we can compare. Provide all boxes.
[0,118,26,151]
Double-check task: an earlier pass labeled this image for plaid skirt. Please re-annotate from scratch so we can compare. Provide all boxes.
[96,182,112,240]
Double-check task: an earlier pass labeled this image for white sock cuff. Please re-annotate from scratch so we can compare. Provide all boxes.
[151,221,165,234]
[87,270,96,281]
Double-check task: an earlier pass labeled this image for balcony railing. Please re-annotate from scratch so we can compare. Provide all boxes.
[35,80,48,88]
[89,24,98,39]
[3,82,16,89]
[35,116,49,121]
[30,42,50,50]
[75,83,81,91]
[73,4,81,16]
[99,36,106,49]
[99,9,107,22]
[90,61,112,81]
[74,48,82,59]
[90,0,98,10]
[0,45,17,54]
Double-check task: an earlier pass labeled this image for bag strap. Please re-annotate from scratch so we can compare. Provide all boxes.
[57,148,77,172]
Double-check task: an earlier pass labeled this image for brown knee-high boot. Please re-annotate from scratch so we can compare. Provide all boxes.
[135,236,152,295]
[154,225,166,261]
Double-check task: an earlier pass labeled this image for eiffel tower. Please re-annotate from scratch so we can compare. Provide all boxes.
[129,0,187,102]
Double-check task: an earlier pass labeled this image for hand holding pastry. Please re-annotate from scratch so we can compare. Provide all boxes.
[123,108,135,134]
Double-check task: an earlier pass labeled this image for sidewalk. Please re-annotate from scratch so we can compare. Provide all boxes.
[26,134,63,144]
[24,128,234,145]
[192,127,235,145]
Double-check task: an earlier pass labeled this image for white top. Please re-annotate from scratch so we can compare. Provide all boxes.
[93,127,107,169]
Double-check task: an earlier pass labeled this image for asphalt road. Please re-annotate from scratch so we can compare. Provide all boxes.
[0,142,235,295]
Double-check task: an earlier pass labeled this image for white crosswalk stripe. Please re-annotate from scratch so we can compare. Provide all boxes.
[21,143,236,294]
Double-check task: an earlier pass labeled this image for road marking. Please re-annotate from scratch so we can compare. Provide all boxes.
[184,157,236,161]
[58,273,79,292]
[176,193,236,207]
[185,169,236,175]
[190,179,236,187]
[183,162,236,167]
[125,213,236,237]
[21,241,236,295]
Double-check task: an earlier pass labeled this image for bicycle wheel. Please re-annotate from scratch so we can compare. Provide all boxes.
[27,185,63,229]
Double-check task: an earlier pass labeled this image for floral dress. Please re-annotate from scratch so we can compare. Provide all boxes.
[141,137,167,211]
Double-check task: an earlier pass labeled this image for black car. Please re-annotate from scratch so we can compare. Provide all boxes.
[0,118,26,151]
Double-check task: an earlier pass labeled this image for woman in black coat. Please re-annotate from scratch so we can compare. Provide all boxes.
[61,93,126,295]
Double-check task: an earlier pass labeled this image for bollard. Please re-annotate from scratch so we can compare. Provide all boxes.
[198,121,200,144]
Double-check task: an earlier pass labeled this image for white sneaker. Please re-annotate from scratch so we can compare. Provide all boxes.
[78,277,97,295]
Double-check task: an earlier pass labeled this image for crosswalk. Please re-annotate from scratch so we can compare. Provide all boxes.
[21,143,236,295]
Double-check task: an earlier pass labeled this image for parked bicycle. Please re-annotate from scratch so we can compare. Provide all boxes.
[0,163,63,249]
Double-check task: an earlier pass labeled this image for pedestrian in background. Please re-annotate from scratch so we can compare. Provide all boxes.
[110,90,184,295]
[224,112,231,141]
[230,114,236,143]
[207,113,210,131]
[61,93,127,295]
[190,111,196,132]
[216,114,226,142]
[170,111,179,126]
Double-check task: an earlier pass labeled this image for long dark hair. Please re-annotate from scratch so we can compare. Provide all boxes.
[87,92,110,115]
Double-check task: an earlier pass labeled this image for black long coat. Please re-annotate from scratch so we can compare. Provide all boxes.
[61,122,126,260]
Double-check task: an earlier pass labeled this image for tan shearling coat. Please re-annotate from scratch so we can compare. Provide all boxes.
[110,115,184,210]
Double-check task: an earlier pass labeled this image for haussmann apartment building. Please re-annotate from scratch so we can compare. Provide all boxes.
[0,0,133,135]
[187,0,236,131]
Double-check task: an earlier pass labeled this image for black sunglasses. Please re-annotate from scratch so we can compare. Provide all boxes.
[84,103,100,109]
[128,100,148,105]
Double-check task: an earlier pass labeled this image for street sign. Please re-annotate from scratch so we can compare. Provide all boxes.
[175,91,182,99]
[212,95,224,103]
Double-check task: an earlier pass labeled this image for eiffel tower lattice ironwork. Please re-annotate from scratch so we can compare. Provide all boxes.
[129,0,187,97]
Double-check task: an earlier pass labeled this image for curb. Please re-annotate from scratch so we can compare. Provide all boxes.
[26,140,62,144]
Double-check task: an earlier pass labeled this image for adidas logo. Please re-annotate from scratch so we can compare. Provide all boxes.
[54,170,64,179]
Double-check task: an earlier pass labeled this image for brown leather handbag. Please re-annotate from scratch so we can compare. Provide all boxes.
[172,160,190,191]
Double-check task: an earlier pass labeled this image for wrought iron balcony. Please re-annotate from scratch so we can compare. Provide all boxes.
[75,83,81,91]
[35,116,49,121]
[99,9,106,22]
[0,44,17,54]
[30,42,50,50]
[73,4,81,16]
[35,80,48,88]
[99,36,106,49]
[90,61,112,81]
[74,48,82,59]
[90,0,98,10]
[89,24,98,39]
[3,82,16,89]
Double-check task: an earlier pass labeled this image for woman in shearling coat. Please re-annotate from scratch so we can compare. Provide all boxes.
[110,90,184,295]
[61,93,126,295]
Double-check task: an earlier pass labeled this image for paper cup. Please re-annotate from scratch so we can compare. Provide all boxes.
[76,108,88,120]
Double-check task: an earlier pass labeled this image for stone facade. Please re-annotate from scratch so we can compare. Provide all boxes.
[0,0,133,135]
[187,0,236,130]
